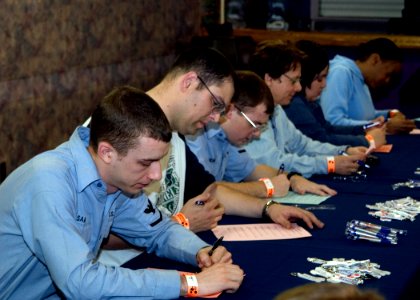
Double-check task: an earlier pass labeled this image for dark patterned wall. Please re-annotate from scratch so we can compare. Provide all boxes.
[0,0,201,177]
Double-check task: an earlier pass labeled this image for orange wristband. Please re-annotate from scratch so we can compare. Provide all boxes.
[389,109,399,118]
[184,274,198,297]
[327,156,335,173]
[365,134,376,148]
[365,134,374,143]
[259,178,274,197]
[174,213,190,229]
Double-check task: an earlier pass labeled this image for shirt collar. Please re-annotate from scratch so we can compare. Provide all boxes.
[68,126,104,193]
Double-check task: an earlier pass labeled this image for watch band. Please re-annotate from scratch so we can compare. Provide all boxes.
[262,199,277,220]
[287,172,302,180]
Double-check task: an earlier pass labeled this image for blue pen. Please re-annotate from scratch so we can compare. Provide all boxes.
[277,163,285,175]
[363,121,381,130]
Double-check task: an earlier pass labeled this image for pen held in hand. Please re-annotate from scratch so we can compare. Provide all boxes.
[195,200,205,206]
[208,236,224,256]
[277,163,285,175]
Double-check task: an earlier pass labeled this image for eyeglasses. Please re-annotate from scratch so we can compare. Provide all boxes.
[282,73,301,85]
[197,76,226,115]
[235,106,266,132]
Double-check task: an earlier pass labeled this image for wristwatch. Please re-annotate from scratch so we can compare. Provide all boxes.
[262,200,278,220]
[287,172,302,180]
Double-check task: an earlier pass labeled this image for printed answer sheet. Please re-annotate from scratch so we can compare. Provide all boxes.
[273,191,330,205]
[212,223,311,241]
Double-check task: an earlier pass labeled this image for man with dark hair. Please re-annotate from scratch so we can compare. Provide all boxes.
[284,40,387,147]
[0,86,243,299]
[244,41,366,178]
[320,38,416,134]
[186,70,335,227]
[147,48,324,232]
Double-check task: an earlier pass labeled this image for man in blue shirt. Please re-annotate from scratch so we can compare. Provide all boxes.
[244,41,366,178]
[186,71,337,201]
[320,38,415,134]
[0,86,243,299]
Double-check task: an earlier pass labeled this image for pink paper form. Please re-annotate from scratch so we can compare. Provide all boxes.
[212,223,311,241]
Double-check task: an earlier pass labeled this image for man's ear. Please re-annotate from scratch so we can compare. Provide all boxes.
[225,103,236,119]
[369,53,381,66]
[180,71,198,92]
[97,141,116,164]
[264,73,274,86]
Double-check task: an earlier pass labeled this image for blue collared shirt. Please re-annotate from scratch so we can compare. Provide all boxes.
[244,105,347,178]
[320,55,389,126]
[0,126,208,299]
[186,123,256,182]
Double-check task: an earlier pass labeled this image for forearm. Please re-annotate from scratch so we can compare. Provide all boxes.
[213,185,265,218]
[216,181,267,198]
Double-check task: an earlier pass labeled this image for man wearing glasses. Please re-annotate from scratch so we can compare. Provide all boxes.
[186,70,336,205]
[99,48,325,266]
[244,41,368,178]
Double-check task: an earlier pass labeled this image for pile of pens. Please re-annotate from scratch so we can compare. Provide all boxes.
[345,219,407,244]
[366,196,420,221]
[392,179,420,190]
[291,257,390,285]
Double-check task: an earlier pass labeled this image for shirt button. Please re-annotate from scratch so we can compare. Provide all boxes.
[97,183,102,188]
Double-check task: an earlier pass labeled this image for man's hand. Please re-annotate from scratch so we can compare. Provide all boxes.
[180,186,224,233]
[270,173,290,197]
[196,245,233,268]
[289,176,337,196]
[386,117,416,134]
[182,263,243,296]
[334,154,365,175]
[366,126,387,148]
[346,146,368,155]
[266,203,325,229]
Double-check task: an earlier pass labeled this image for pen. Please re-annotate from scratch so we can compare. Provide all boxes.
[363,121,381,130]
[339,151,370,169]
[277,163,285,175]
[208,236,224,256]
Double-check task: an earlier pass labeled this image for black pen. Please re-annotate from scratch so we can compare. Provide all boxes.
[277,163,285,175]
[208,236,224,256]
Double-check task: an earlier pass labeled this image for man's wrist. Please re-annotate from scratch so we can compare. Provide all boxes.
[180,273,188,296]
[259,178,274,197]
[262,200,278,220]
[286,172,302,180]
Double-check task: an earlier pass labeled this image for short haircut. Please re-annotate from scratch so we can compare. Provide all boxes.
[232,70,274,115]
[89,85,172,155]
[165,47,235,88]
[356,38,403,62]
[295,40,329,91]
[274,282,384,300]
[249,40,305,80]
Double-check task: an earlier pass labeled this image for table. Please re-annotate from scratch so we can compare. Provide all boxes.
[123,135,420,300]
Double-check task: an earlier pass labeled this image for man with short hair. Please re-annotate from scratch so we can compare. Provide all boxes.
[244,41,367,178]
[0,86,243,299]
[320,38,416,134]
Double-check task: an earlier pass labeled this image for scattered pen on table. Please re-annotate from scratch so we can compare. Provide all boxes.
[277,163,285,175]
[295,204,336,211]
[208,236,224,256]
